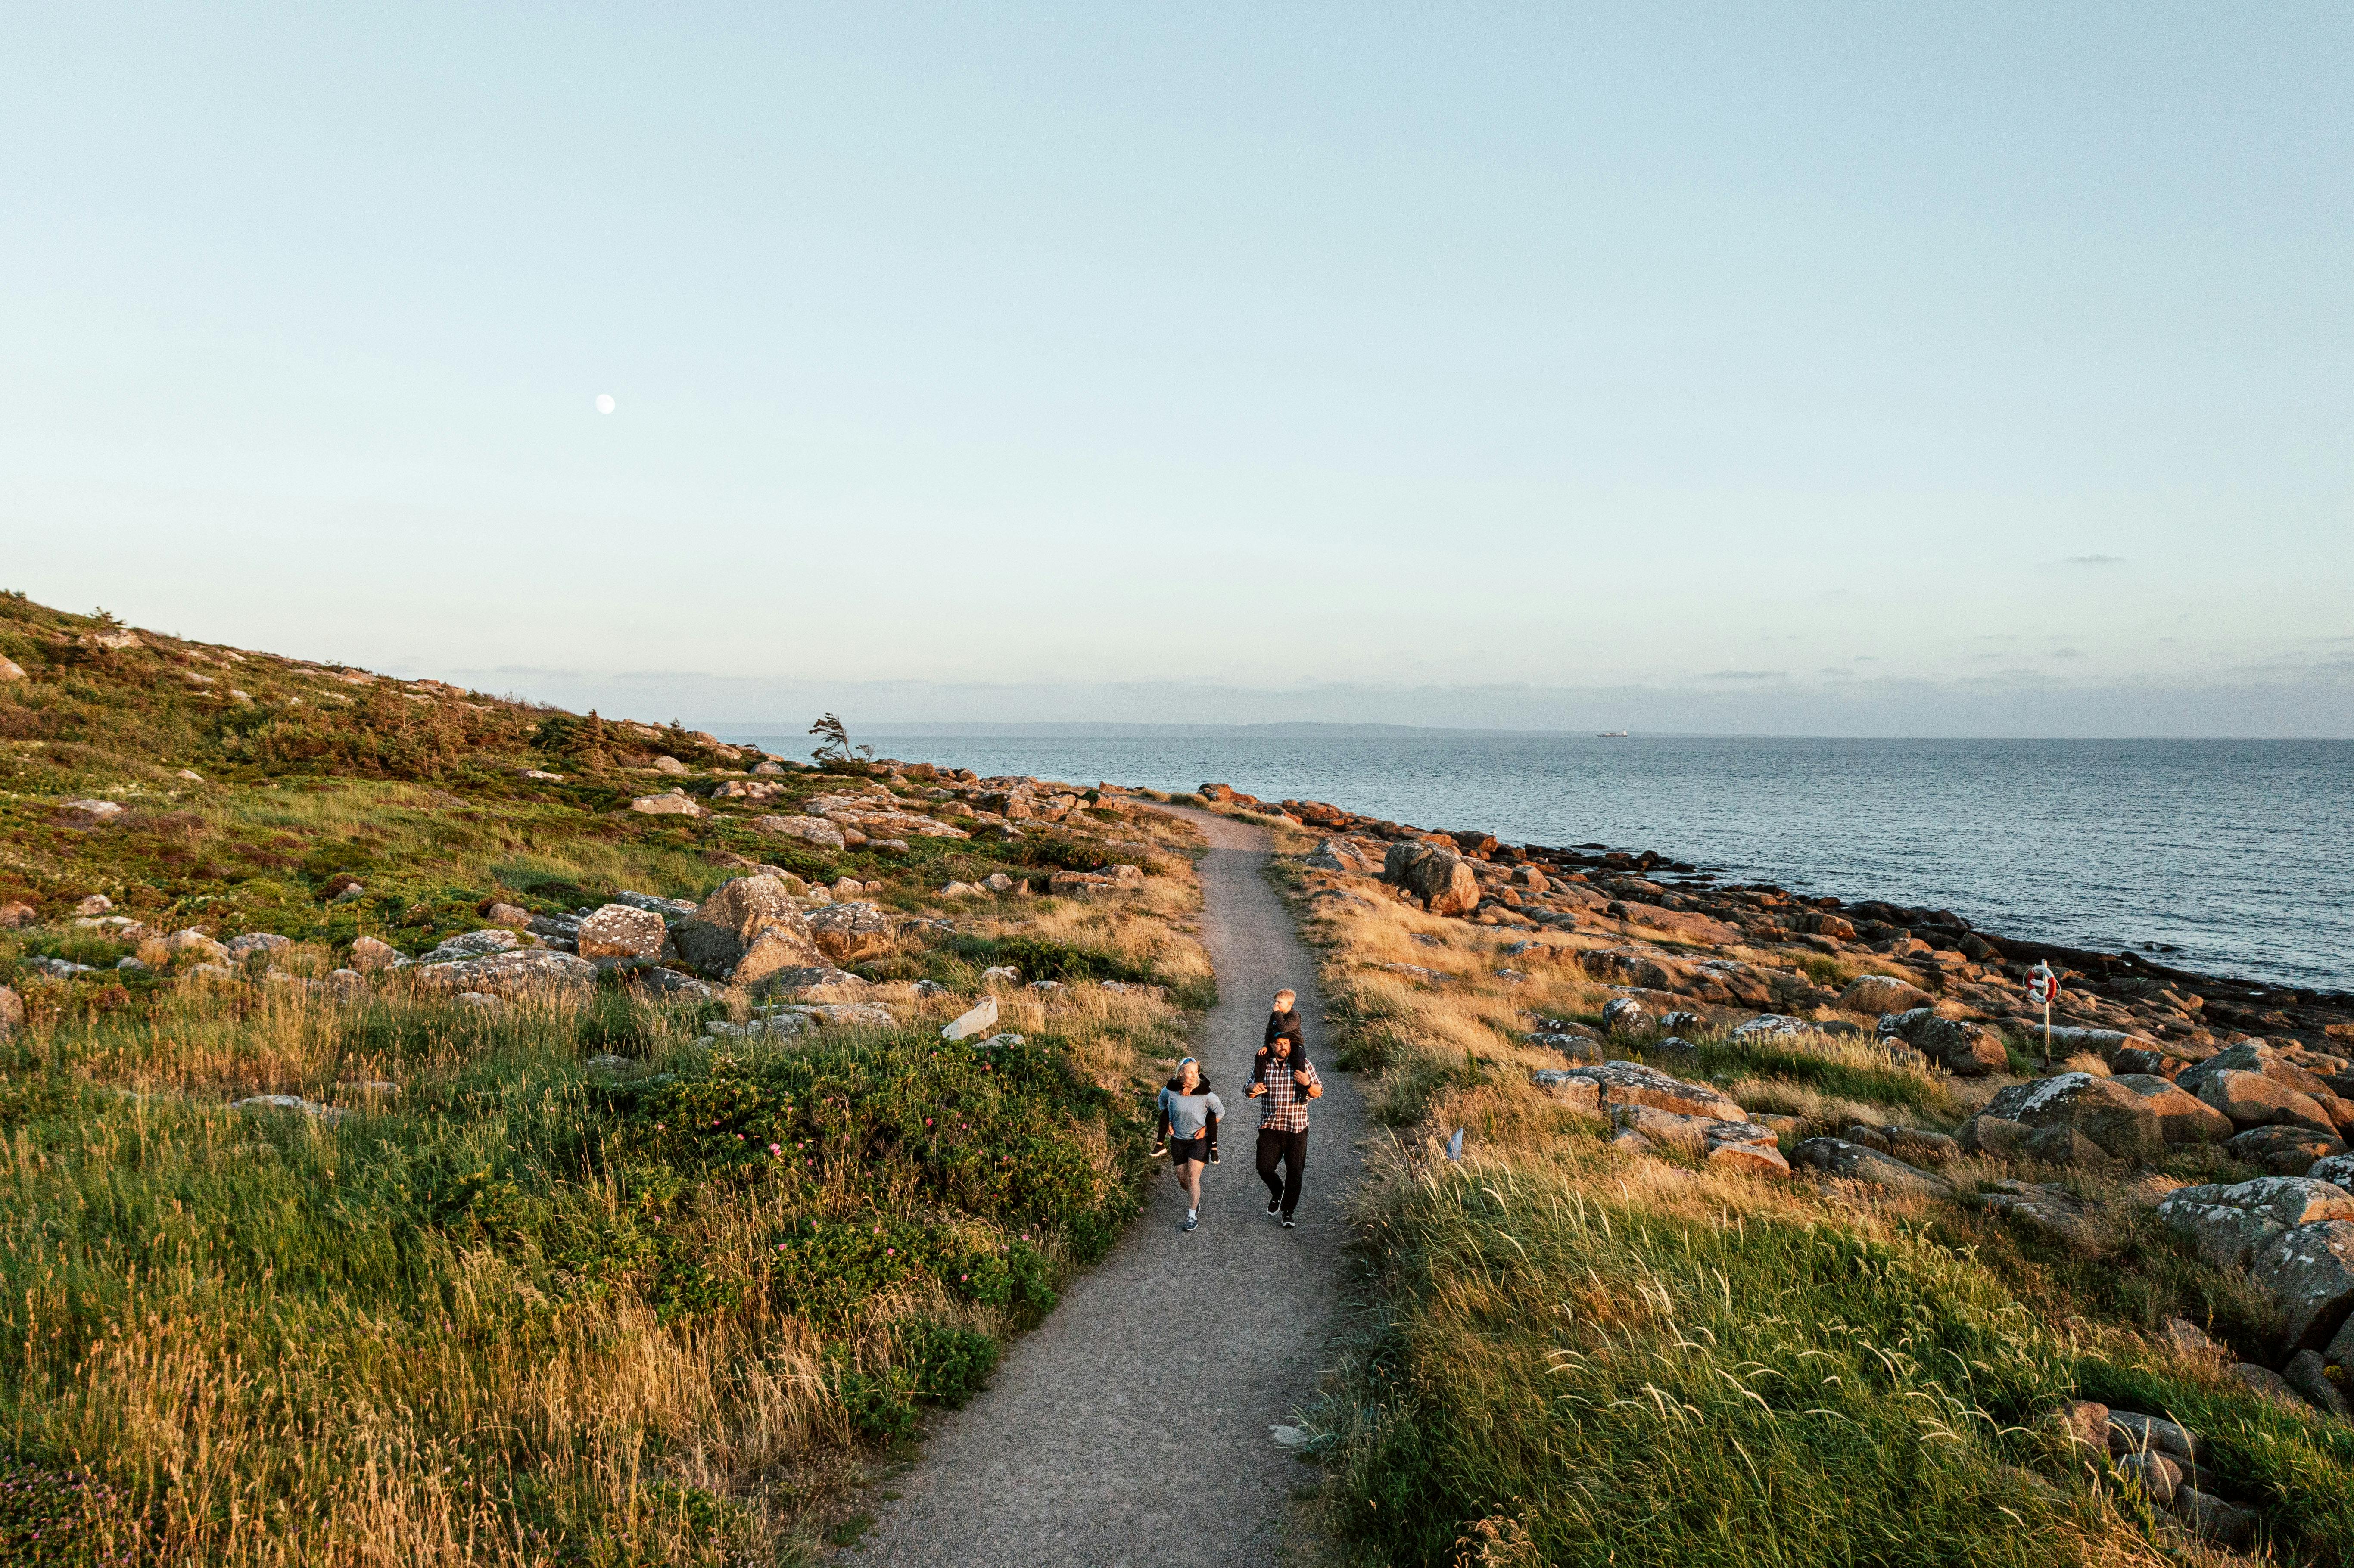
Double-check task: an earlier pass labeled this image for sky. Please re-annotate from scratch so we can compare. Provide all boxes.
[3,3,2349,736]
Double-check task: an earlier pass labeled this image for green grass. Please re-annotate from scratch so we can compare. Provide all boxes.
[0,588,1212,1563]
[0,984,1174,1563]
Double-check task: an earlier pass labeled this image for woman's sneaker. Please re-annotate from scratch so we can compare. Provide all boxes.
[1281,1215,1295,1229]
[1267,1198,1281,1216]
[1183,1210,1199,1232]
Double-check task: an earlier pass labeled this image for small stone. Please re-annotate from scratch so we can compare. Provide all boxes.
[347,935,401,971]
[913,979,950,997]
[2284,1348,2352,1417]
[176,768,202,781]
[2105,1410,2200,1464]
[484,903,534,930]
[2052,1399,2109,1450]
[942,996,1000,1041]
[2227,1362,2306,1409]
[74,894,114,915]
[1840,974,1933,1013]
[0,655,23,681]
[1601,997,1649,1034]
[2115,1450,2183,1504]
[2161,1317,2223,1358]
[231,1094,343,1122]
[0,902,37,929]
[60,798,126,822]
[2172,1488,2257,1549]
[653,755,689,775]
[982,872,1016,893]
[981,965,1021,986]
[333,882,366,902]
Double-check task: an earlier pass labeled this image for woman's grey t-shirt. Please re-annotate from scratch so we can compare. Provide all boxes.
[1159,1086,1224,1142]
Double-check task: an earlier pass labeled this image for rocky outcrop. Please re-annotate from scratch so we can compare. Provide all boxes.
[805,901,894,964]
[2109,1073,2236,1145]
[630,790,703,817]
[1382,842,1481,917]
[2226,1124,2347,1174]
[1879,1008,2008,1076]
[1840,974,1932,1014]
[2156,1177,2354,1269]
[674,876,828,983]
[1554,1060,1745,1122]
[412,949,596,996]
[1306,837,1383,875]
[1962,1073,2164,1168]
[753,814,848,850]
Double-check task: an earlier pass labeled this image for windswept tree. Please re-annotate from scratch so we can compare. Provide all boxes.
[807,712,873,765]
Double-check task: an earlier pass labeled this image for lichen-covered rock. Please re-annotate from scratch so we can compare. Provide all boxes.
[347,935,401,971]
[941,995,1000,1041]
[1305,838,1382,875]
[1381,841,1480,917]
[675,876,817,976]
[1552,1060,1744,1122]
[1881,1007,2008,1076]
[1703,1121,1790,1179]
[1974,1073,2164,1165]
[806,901,893,963]
[1600,997,1650,1034]
[1976,1180,2096,1245]
[2111,1073,2235,1145]
[2197,1068,2339,1136]
[1790,1137,1953,1197]
[1579,946,1679,992]
[1840,974,1932,1013]
[2251,1220,2354,1352]
[1530,1070,1603,1111]
[629,790,703,817]
[420,929,522,963]
[751,813,847,849]
[2225,1123,2346,1175]
[412,949,595,996]
[2284,1349,2352,1417]
[576,903,669,961]
[2156,1177,2354,1269]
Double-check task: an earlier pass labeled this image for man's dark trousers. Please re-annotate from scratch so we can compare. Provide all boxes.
[1256,1127,1308,1217]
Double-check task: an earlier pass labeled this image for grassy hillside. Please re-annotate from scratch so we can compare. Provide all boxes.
[0,593,1211,1565]
[1213,806,2354,1568]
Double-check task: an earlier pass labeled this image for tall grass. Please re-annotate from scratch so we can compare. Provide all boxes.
[0,964,1192,1564]
[1266,840,2354,1568]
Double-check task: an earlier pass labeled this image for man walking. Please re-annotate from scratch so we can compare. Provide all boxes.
[1247,1025,1321,1228]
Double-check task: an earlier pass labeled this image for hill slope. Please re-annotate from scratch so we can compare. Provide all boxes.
[0,591,1211,1565]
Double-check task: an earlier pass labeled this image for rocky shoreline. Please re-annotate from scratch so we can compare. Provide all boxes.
[1198,775,2354,1496]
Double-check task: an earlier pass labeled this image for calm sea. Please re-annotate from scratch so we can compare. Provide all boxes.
[734,734,2353,994]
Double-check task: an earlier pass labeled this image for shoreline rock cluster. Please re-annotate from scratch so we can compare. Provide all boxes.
[1236,780,2354,1455]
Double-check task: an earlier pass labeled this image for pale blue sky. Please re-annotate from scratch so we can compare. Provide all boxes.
[4,4,2348,734]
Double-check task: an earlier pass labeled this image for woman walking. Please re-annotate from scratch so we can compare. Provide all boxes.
[1156,1057,1222,1232]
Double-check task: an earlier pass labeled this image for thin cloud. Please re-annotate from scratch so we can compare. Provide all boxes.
[2065,554,2127,566]
[1701,669,1787,681]
[1818,666,1855,677]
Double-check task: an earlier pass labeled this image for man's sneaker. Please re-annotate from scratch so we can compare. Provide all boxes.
[1183,1210,1199,1232]
[1267,1198,1281,1216]
[1281,1215,1295,1229]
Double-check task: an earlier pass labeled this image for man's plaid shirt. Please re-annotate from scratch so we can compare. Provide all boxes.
[1257,1057,1320,1132]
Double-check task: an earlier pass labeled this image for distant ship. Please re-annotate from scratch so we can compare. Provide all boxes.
[1597,729,1629,738]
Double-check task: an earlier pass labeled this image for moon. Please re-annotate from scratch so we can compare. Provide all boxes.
[595,393,616,415]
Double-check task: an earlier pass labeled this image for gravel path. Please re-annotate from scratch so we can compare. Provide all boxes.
[861,806,1359,1568]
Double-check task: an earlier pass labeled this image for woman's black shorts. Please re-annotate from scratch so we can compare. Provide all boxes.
[1168,1135,1210,1165]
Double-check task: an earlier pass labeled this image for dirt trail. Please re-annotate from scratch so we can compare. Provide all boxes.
[862,806,1360,1567]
